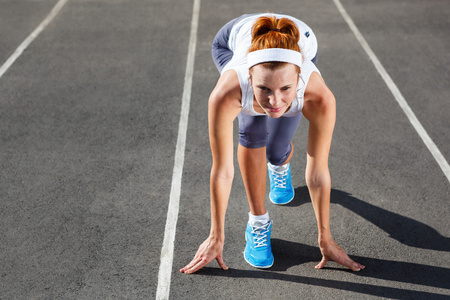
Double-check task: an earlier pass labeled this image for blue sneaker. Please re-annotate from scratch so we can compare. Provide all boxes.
[244,220,274,268]
[268,162,295,205]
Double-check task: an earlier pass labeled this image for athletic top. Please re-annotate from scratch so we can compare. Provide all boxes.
[222,13,321,117]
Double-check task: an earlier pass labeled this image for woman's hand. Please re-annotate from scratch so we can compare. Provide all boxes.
[315,238,365,271]
[180,236,228,274]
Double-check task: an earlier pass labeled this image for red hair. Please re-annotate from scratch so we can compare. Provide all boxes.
[248,16,301,71]
[249,16,300,52]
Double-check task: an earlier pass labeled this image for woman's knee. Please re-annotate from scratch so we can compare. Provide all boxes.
[266,142,292,165]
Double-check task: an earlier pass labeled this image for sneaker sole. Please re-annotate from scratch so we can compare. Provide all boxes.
[269,193,295,205]
[243,253,274,269]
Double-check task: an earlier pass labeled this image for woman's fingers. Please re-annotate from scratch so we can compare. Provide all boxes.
[318,239,366,272]
[337,252,365,272]
[348,260,365,272]
[315,257,328,269]
[216,255,229,271]
[316,254,364,271]
[181,237,226,274]
[183,258,209,274]
[180,257,202,273]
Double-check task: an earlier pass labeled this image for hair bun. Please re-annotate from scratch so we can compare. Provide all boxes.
[249,15,300,53]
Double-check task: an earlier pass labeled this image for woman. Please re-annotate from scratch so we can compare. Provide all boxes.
[180,13,365,273]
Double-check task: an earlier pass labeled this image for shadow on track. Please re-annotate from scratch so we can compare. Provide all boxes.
[192,187,450,299]
[269,239,450,290]
[195,263,449,300]
[287,187,450,252]
[188,187,450,299]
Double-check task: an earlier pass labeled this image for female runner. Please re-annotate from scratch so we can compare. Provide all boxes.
[181,13,365,273]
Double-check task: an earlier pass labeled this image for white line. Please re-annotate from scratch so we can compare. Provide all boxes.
[155,0,201,299]
[332,0,450,183]
[0,0,69,79]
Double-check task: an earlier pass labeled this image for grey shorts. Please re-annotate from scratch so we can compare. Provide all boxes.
[211,14,255,73]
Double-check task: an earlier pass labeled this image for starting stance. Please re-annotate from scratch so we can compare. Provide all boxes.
[181,13,365,273]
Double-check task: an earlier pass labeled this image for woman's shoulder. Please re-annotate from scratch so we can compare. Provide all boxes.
[303,71,335,116]
[210,69,242,105]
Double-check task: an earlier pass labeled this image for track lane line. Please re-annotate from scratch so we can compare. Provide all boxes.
[155,0,201,299]
[333,0,450,183]
[0,0,69,79]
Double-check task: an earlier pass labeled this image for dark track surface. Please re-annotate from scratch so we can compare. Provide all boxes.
[1,0,449,299]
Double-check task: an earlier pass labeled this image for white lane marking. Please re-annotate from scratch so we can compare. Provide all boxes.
[0,0,69,79]
[155,0,201,299]
[333,0,450,183]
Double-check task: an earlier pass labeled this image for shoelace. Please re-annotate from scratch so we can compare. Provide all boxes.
[251,223,270,248]
[270,168,288,188]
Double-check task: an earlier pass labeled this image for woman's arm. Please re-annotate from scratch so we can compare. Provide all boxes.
[181,70,242,274]
[303,72,365,272]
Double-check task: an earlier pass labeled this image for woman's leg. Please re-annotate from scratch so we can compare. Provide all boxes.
[238,145,267,215]
[238,112,274,269]
[266,114,302,205]
[237,113,268,214]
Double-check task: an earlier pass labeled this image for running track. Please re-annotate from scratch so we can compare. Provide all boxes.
[1,0,449,299]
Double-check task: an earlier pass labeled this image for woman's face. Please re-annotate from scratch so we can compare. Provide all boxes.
[250,63,299,118]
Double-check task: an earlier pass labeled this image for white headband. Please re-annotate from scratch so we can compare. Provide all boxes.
[247,48,303,69]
